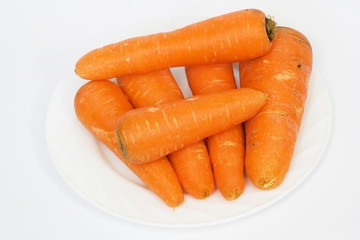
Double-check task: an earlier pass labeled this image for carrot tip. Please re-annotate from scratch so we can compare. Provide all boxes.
[172,201,184,211]
[265,16,277,42]
[227,189,243,200]
[203,192,210,199]
[259,178,277,189]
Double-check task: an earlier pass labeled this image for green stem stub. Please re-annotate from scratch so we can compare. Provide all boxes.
[265,16,277,42]
[116,127,127,160]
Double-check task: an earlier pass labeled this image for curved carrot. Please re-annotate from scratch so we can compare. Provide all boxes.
[185,63,245,200]
[239,27,313,190]
[74,80,184,207]
[117,69,214,199]
[116,88,267,164]
[75,9,276,80]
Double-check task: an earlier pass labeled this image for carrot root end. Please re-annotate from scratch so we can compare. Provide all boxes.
[227,189,243,200]
[172,201,184,211]
[259,177,277,189]
[203,191,210,199]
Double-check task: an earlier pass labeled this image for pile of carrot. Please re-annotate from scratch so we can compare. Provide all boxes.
[73,8,312,207]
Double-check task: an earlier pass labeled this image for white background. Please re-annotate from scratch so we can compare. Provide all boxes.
[1,0,359,239]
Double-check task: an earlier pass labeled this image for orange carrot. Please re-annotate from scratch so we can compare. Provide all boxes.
[185,63,245,200]
[75,9,276,80]
[74,80,183,207]
[117,69,184,106]
[186,64,237,94]
[239,27,313,190]
[117,69,214,199]
[116,88,267,164]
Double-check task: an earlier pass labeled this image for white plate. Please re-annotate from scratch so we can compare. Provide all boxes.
[45,17,332,227]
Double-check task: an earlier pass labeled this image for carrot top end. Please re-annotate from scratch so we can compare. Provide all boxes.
[116,127,128,160]
[265,16,277,42]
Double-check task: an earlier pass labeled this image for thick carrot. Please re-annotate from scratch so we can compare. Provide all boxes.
[74,80,184,207]
[117,69,214,199]
[75,9,276,80]
[239,27,313,190]
[116,88,267,164]
[185,63,245,200]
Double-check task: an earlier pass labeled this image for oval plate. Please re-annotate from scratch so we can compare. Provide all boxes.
[45,17,332,227]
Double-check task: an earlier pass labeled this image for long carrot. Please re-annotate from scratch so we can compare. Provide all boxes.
[74,80,184,207]
[239,27,313,190]
[185,63,245,200]
[117,69,214,199]
[75,9,276,80]
[116,88,267,164]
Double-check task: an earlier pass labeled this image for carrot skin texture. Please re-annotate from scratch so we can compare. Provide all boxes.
[74,80,184,207]
[167,142,213,198]
[117,69,184,107]
[186,63,245,200]
[116,88,267,164]
[206,126,245,199]
[76,9,273,80]
[239,27,313,190]
[117,69,214,199]
[186,63,237,94]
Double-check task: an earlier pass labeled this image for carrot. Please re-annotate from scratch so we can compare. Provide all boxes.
[239,27,313,190]
[117,69,214,199]
[117,69,184,106]
[116,88,267,164]
[75,9,276,80]
[186,63,237,94]
[185,63,245,200]
[74,80,184,207]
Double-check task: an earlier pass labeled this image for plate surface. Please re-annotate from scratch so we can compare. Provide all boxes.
[45,17,332,227]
